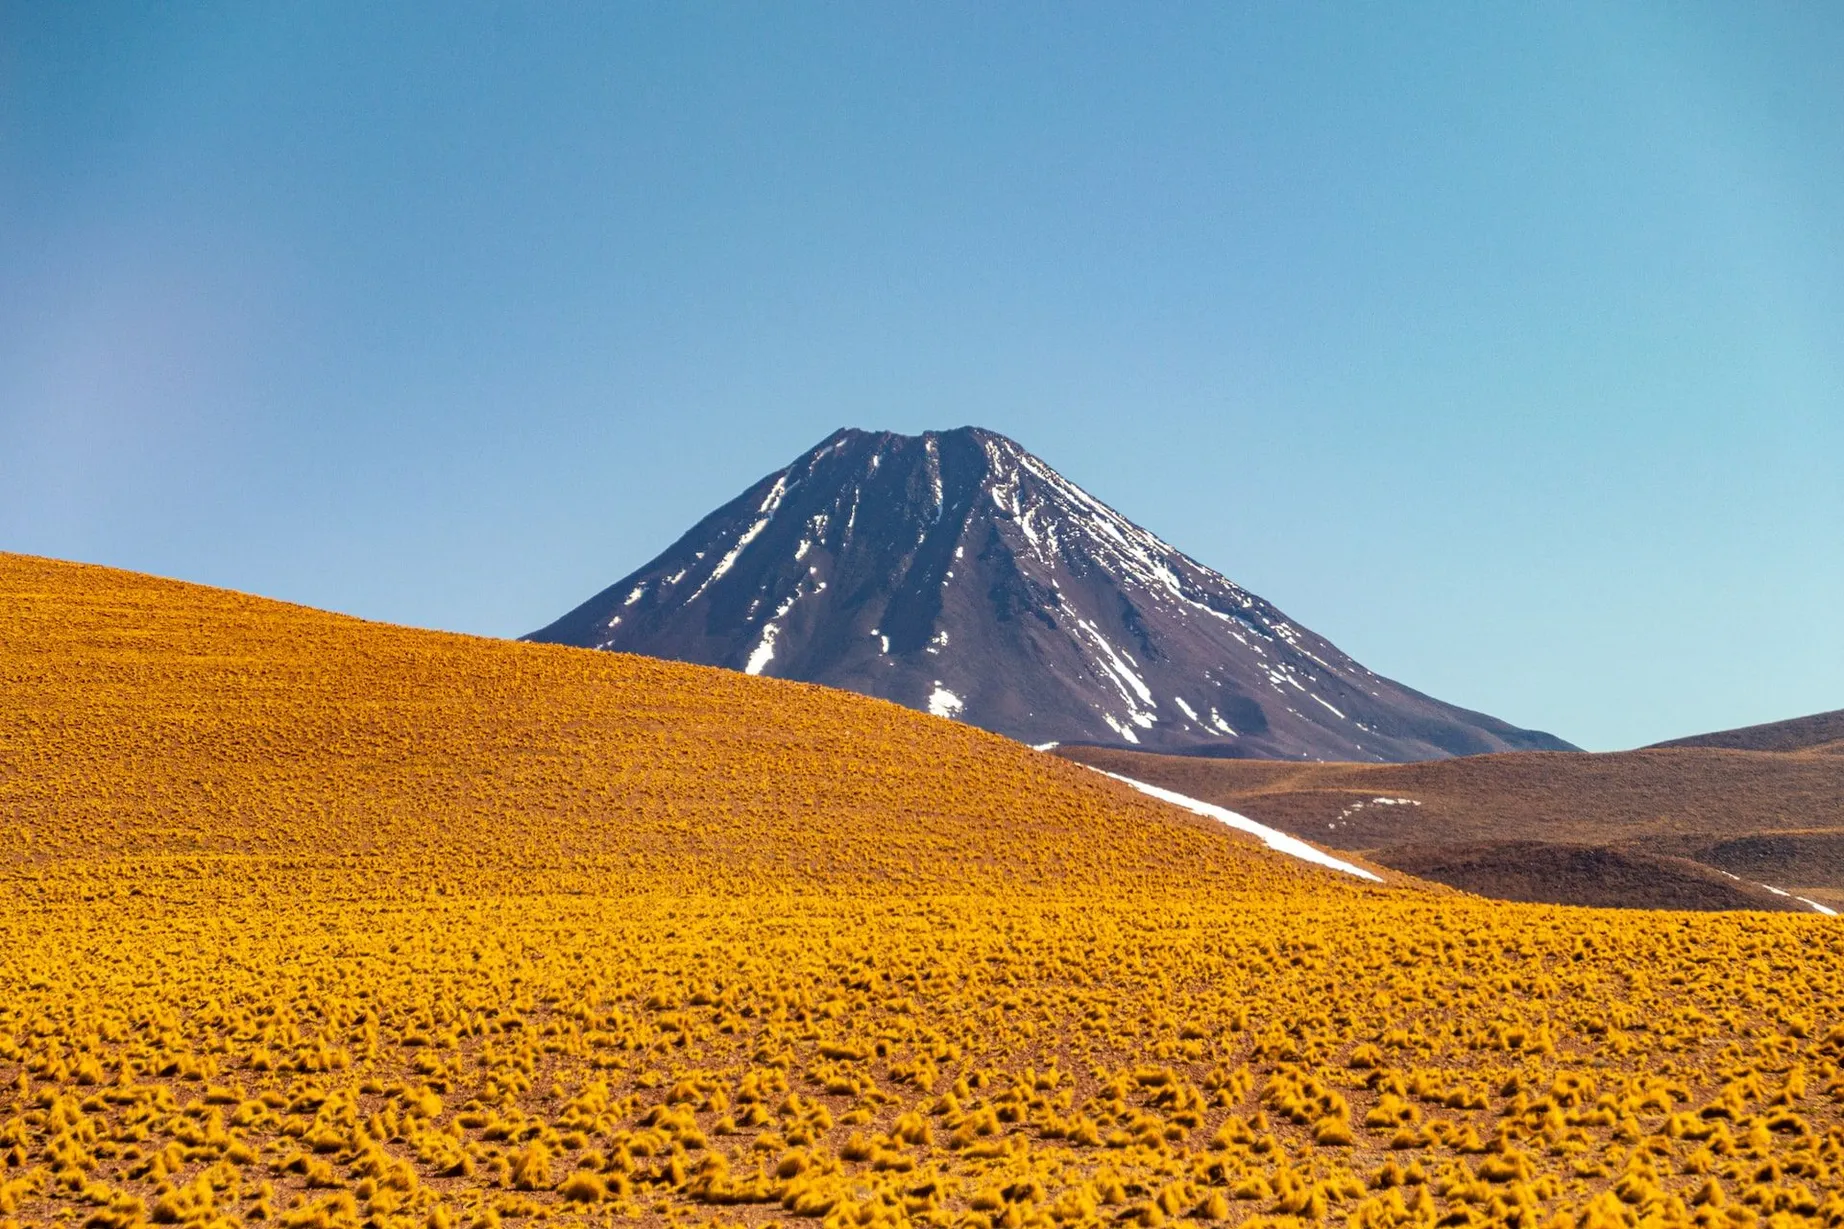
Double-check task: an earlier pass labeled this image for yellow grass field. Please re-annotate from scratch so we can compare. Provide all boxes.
[3,552,1842,1229]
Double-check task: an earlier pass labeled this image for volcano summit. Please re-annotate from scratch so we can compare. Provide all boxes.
[530,427,1572,760]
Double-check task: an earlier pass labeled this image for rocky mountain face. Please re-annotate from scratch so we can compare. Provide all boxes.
[528,427,1575,761]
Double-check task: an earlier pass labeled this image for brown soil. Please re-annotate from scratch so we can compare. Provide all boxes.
[1054,740,1844,913]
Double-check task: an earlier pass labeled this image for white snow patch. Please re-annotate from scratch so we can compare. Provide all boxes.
[1334,796,1422,823]
[742,591,802,676]
[1208,708,1238,736]
[698,517,770,593]
[1017,504,1042,550]
[690,478,787,601]
[757,475,790,515]
[743,630,780,676]
[1310,694,1347,720]
[1100,712,1140,744]
[1748,881,1840,916]
[1172,696,1200,722]
[795,539,811,561]
[927,686,964,719]
[1032,741,1060,752]
[1090,770,1382,881]
[1075,618,1154,706]
[623,584,648,606]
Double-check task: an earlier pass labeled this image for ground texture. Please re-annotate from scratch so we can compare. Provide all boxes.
[4,553,1844,1229]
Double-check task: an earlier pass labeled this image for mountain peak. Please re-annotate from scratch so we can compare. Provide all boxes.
[529,427,1573,761]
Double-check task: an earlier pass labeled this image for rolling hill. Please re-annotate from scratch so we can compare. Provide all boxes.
[1056,737,1844,915]
[1648,708,1844,754]
[529,427,1574,762]
[4,552,1844,1229]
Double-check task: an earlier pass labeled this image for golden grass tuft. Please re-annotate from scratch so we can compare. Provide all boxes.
[2,553,1843,1227]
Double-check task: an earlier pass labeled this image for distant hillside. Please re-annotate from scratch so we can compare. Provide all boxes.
[1374,842,1807,914]
[1056,740,1844,915]
[1648,707,1844,754]
[530,427,1575,761]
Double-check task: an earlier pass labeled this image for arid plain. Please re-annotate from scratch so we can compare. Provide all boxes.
[4,552,1844,1229]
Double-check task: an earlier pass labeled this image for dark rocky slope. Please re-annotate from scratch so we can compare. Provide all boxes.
[531,427,1573,761]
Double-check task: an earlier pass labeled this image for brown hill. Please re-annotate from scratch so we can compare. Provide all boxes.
[1372,842,1806,913]
[1647,707,1844,753]
[1055,741,1844,913]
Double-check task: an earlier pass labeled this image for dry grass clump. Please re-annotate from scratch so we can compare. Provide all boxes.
[4,554,1844,1228]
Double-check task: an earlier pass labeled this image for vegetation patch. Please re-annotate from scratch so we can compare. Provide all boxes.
[3,554,1843,1228]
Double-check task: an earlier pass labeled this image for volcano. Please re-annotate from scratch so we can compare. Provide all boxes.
[528,427,1573,761]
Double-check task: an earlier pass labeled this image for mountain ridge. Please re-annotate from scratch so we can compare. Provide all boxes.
[1647,707,1844,754]
[530,426,1574,761]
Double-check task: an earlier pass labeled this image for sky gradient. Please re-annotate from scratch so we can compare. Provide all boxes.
[4,2,1840,751]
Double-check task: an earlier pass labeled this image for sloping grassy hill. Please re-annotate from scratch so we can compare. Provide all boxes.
[4,553,1844,1229]
[0,553,1308,895]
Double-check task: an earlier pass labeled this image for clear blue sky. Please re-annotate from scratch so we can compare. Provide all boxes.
[4,3,1839,750]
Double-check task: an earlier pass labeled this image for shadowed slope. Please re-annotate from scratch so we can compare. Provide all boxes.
[1373,843,1807,913]
[1056,742,1844,913]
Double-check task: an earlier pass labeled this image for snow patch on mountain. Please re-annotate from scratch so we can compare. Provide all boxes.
[928,686,964,719]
